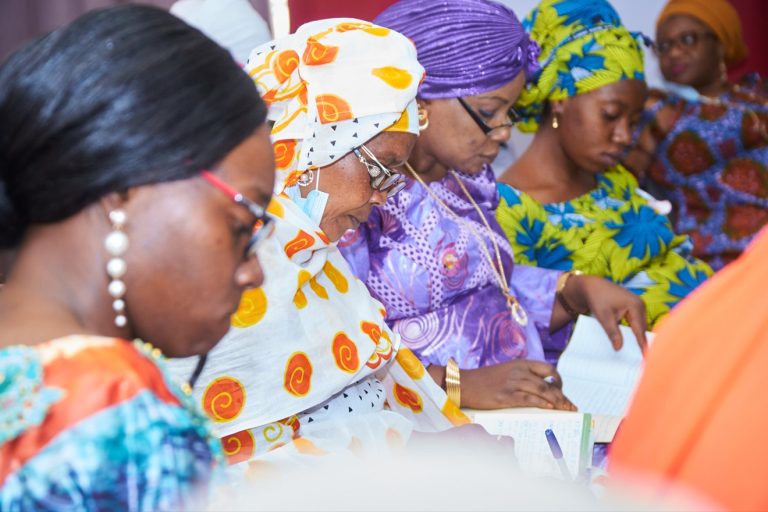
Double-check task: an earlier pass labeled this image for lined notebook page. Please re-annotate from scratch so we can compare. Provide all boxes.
[466,408,591,480]
[558,315,654,417]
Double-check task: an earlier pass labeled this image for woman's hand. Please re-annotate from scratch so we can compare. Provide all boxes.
[561,274,648,351]
[460,360,577,411]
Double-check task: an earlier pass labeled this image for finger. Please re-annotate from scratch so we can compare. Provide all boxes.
[524,360,559,380]
[625,300,648,352]
[513,377,572,410]
[594,308,623,350]
[511,391,555,409]
[561,391,578,412]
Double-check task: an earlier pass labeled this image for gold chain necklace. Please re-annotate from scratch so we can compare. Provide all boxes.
[405,163,528,326]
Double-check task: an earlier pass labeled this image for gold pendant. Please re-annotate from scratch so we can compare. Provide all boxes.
[508,297,529,326]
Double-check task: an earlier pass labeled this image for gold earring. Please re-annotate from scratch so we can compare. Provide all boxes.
[418,106,429,131]
[552,114,559,129]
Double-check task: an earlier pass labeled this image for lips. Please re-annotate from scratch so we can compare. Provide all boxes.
[668,62,688,76]
[600,152,622,167]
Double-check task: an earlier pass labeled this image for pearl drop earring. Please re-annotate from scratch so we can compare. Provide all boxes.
[104,209,129,328]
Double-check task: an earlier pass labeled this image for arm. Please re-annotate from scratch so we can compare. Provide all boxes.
[425,359,576,411]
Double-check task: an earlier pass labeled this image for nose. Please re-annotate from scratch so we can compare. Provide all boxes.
[235,255,265,290]
[490,125,513,143]
[370,188,389,207]
[613,117,632,147]
[666,42,685,60]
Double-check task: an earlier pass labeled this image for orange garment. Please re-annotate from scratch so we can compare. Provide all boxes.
[657,0,748,67]
[610,227,768,511]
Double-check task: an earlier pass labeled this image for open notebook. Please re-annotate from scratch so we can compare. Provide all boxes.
[557,315,654,417]
[465,408,592,481]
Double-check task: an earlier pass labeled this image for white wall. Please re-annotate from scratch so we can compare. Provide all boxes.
[492,0,667,173]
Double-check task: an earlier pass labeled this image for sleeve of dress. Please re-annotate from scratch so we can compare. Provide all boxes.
[510,263,572,363]
[510,263,559,329]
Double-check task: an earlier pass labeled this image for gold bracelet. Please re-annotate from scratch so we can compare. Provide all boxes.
[555,270,582,294]
[445,357,461,407]
[555,270,584,319]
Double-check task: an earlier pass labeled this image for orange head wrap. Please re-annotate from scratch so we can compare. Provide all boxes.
[657,0,747,67]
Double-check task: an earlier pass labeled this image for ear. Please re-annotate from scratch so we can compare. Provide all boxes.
[416,98,432,111]
[97,190,134,218]
[549,99,567,116]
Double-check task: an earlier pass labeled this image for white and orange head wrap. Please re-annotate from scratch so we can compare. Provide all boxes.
[246,18,424,193]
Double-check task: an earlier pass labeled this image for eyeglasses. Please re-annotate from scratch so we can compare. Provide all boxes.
[353,145,407,198]
[654,31,716,56]
[201,171,275,257]
[457,97,521,136]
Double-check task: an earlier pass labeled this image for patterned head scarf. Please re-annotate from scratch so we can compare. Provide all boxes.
[374,0,539,99]
[516,0,646,132]
[246,19,423,193]
[657,0,748,68]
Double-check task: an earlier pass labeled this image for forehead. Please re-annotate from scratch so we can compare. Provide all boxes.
[473,73,526,104]
[216,125,275,207]
[575,80,647,107]
[363,131,417,162]
[657,14,711,38]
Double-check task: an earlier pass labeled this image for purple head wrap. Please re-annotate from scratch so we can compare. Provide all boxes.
[374,0,539,99]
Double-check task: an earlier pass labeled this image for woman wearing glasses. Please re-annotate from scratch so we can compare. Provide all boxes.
[0,6,274,510]
[340,0,648,412]
[495,0,712,330]
[168,18,471,466]
[624,0,767,271]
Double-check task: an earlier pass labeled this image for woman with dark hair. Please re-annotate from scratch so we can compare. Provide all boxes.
[0,5,274,510]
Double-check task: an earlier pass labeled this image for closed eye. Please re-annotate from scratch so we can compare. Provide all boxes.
[479,109,495,119]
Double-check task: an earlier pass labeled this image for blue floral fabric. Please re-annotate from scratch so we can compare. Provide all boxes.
[497,166,713,326]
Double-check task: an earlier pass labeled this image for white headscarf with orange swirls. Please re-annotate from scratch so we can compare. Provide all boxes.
[245,18,423,193]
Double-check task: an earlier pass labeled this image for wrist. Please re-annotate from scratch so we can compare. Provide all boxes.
[557,271,588,318]
[445,358,461,407]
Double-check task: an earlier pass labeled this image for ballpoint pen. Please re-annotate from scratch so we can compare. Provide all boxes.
[545,428,573,481]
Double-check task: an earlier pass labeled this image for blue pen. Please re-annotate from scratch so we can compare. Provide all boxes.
[545,428,573,481]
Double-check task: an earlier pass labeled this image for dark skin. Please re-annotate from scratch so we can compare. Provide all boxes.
[0,125,276,358]
[413,77,648,410]
[624,15,730,176]
[300,131,416,242]
[656,14,728,97]
[408,73,526,182]
[500,80,648,203]
[497,80,649,368]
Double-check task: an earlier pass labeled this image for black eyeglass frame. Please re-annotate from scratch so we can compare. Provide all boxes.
[456,97,521,135]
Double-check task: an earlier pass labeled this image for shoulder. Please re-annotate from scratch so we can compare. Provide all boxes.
[735,73,768,101]
[1,336,191,449]
[496,181,524,207]
[1,337,217,494]
[602,165,640,189]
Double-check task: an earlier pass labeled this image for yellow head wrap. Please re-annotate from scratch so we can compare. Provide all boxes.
[516,0,646,133]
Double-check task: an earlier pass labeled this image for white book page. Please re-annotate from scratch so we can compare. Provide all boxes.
[468,409,590,480]
[557,315,654,417]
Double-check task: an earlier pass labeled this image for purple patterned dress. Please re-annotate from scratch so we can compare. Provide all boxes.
[339,166,569,368]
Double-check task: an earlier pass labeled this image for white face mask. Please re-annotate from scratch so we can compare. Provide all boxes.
[285,170,329,226]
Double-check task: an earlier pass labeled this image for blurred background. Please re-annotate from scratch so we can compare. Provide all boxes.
[2,0,764,79]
